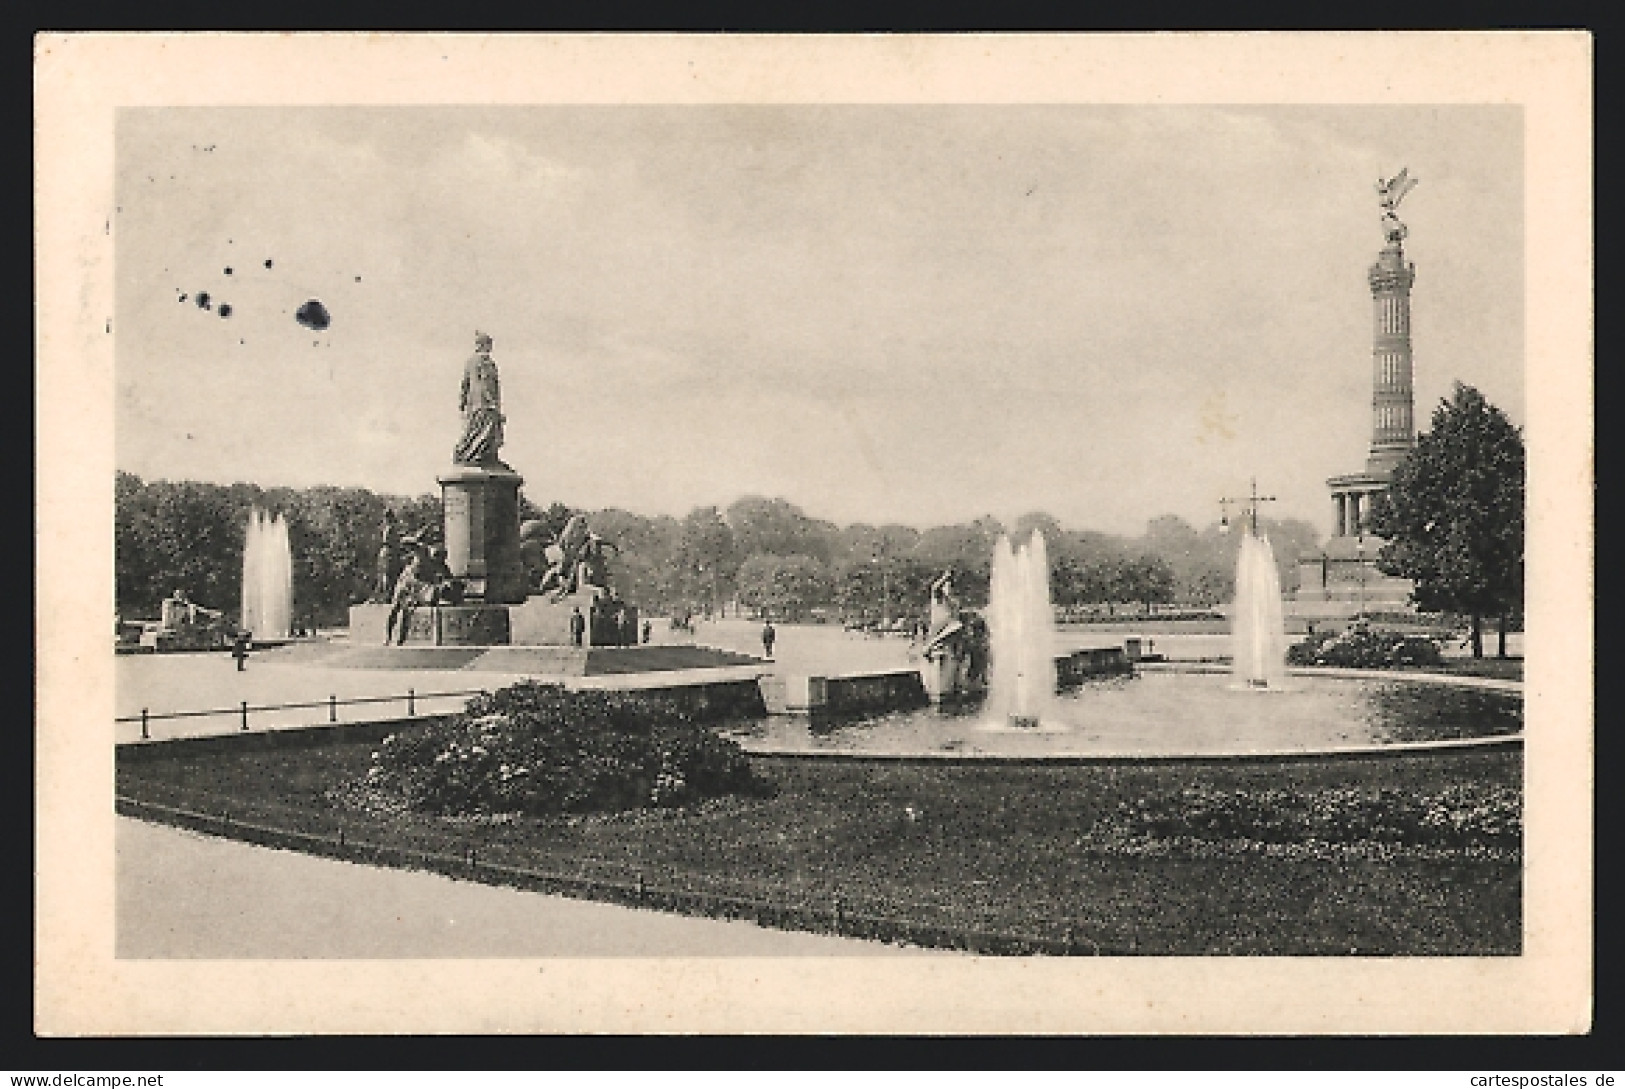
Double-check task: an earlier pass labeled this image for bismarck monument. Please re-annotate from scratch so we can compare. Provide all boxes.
[1293,169,1421,619]
[349,332,669,658]
[440,330,526,607]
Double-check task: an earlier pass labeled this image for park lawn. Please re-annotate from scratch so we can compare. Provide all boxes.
[116,740,1520,956]
[1431,657,1524,682]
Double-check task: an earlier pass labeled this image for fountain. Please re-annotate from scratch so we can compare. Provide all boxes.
[241,508,293,639]
[1231,529,1287,689]
[985,531,1057,727]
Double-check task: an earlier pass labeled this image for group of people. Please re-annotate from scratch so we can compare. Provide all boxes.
[567,600,652,647]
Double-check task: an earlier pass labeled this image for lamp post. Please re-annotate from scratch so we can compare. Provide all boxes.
[872,544,892,626]
[1218,477,1278,537]
[1356,534,1367,619]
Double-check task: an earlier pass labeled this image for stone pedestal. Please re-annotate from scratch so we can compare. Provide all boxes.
[922,652,974,704]
[509,588,641,647]
[1291,534,1416,619]
[438,465,526,605]
[348,602,514,646]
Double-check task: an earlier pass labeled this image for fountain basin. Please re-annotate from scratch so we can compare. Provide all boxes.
[720,670,1521,759]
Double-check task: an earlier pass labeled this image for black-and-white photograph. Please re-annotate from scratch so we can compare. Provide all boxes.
[37,34,1591,1035]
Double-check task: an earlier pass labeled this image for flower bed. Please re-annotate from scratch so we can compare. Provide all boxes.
[1087,782,1519,862]
[340,681,772,818]
[1287,627,1444,669]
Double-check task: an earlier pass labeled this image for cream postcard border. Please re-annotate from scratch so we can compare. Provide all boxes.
[35,32,1593,1035]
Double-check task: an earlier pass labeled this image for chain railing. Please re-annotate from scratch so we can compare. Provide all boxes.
[114,789,1106,956]
[115,688,492,740]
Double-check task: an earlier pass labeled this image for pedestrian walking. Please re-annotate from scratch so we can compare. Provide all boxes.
[761,618,776,659]
[569,606,586,647]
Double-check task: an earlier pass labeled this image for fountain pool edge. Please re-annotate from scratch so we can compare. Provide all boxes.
[1137,660,1522,694]
[737,732,1523,765]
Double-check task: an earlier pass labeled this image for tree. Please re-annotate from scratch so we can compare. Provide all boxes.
[1118,553,1177,613]
[1012,511,1065,547]
[734,553,833,621]
[115,471,166,615]
[588,508,680,610]
[726,496,839,563]
[519,497,576,542]
[673,506,738,614]
[1368,383,1524,657]
[137,478,252,618]
[1254,516,1322,594]
[910,517,1004,606]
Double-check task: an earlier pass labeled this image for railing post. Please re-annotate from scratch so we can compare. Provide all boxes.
[407,688,415,717]
[832,895,844,931]
[239,701,249,731]
[329,694,337,723]
[140,707,149,740]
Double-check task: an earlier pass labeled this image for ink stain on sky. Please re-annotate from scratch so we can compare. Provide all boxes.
[295,299,331,331]
[195,292,211,311]
[224,267,233,276]
[218,303,233,318]
[264,259,273,269]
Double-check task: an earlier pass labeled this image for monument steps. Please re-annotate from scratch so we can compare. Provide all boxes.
[293,646,491,670]
[581,645,764,674]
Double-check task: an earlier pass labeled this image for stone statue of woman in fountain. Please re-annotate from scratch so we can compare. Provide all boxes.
[452,331,508,468]
[919,567,986,702]
[923,568,964,657]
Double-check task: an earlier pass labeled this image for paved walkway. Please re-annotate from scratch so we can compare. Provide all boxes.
[117,817,938,958]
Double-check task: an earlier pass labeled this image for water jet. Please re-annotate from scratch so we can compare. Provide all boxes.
[242,508,293,639]
[986,531,1057,728]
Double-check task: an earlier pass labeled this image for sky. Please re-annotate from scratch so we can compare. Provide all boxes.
[114,105,1523,538]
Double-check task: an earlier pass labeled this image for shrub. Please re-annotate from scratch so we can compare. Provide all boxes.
[1287,626,1444,669]
[1098,783,1520,854]
[361,681,772,817]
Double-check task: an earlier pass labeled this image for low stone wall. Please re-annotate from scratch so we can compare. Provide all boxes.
[773,650,1132,718]
[1056,647,1132,685]
[775,670,929,718]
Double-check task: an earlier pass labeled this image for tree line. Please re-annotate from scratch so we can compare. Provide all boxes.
[114,383,1524,656]
[114,475,1320,627]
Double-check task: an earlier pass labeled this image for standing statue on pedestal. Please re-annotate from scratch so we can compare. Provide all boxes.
[371,509,402,603]
[452,331,507,468]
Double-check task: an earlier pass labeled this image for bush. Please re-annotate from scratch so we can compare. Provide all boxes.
[1099,783,1520,854]
[1287,626,1443,669]
[362,681,772,817]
